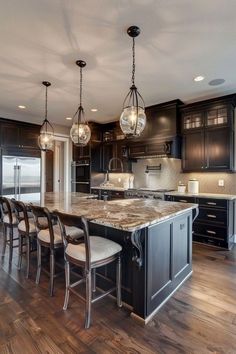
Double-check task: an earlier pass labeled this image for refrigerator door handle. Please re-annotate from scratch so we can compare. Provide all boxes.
[18,165,21,195]
[14,165,18,197]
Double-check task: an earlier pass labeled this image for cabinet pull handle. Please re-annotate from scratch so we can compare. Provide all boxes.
[207,214,217,218]
[179,199,188,203]
[207,230,216,235]
[207,202,216,206]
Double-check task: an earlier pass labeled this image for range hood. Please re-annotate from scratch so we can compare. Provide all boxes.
[129,137,181,159]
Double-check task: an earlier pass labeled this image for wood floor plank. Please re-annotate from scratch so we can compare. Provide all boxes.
[1,234,236,354]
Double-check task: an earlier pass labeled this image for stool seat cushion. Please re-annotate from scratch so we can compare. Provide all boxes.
[18,220,37,233]
[3,214,18,225]
[65,236,122,263]
[38,225,84,244]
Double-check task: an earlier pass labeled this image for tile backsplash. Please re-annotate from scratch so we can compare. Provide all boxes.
[132,158,236,194]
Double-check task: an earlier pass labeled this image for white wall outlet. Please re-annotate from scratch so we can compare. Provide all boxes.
[118,178,121,183]
[218,179,224,187]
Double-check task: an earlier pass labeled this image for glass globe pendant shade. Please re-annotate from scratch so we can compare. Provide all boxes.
[70,121,91,146]
[120,105,146,137]
[38,120,54,151]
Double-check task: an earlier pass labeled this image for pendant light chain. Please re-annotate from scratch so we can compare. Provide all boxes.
[132,37,135,85]
[45,85,48,131]
[80,66,83,107]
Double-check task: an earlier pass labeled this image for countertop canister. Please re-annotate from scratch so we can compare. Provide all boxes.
[188,179,199,194]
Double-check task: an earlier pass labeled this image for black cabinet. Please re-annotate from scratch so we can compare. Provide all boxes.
[0,119,40,150]
[72,144,90,160]
[182,131,204,171]
[181,94,236,172]
[166,194,235,249]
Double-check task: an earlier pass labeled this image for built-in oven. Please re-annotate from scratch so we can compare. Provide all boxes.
[71,159,90,193]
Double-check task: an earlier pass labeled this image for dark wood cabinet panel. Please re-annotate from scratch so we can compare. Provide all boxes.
[20,125,40,149]
[182,131,204,171]
[129,144,146,158]
[167,194,234,250]
[147,212,192,314]
[181,94,236,172]
[205,127,231,170]
[0,120,40,150]
[1,123,20,147]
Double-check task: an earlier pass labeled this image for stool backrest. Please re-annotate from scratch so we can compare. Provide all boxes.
[30,205,55,249]
[0,197,14,224]
[55,211,91,270]
[11,199,30,234]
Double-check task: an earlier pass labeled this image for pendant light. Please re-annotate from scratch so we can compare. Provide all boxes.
[70,60,91,146]
[120,26,146,137]
[38,81,54,151]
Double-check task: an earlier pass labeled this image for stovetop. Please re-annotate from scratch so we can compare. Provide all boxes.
[125,188,175,200]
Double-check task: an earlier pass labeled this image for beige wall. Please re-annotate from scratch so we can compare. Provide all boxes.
[131,158,236,194]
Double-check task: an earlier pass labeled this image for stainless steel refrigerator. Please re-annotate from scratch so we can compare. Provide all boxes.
[2,155,41,198]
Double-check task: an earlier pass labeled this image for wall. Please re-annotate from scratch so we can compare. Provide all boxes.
[132,158,236,194]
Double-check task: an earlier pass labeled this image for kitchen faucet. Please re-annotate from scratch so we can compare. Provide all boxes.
[108,157,124,173]
[103,157,124,185]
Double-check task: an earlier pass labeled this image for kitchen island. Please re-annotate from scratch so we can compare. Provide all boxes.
[16,192,198,323]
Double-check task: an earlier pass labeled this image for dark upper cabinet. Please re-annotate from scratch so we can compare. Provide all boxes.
[128,99,182,143]
[20,125,40,148]
[1,123,20,147]
[0,120,40,150]
[205,127,232,170]
[181,94,236,172]
[182,131,204,171]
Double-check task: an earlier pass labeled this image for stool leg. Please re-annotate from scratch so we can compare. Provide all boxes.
[36,240,41,284]
[116,255,122,308]
[26,236,30,278]
[92,268,96,293]
[85,270,92,329]
[18,234,23,270]
[63,261,70,310]
[2,224,7,257]
[49,250,55,296]
[9,226,14,265]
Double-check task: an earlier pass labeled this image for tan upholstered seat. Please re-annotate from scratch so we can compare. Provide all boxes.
[18,220,37,233]
[38,225,84,244]
[65,236,122,263]
[3,214,18,224]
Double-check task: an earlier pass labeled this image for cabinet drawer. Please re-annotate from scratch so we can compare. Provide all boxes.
[193,223,228,240]
[110,191,124,199]
[193,234,229,249]
[172,196,196,203]
[197,198,227,210]
[197,208,227,226]
[91,189,100,195]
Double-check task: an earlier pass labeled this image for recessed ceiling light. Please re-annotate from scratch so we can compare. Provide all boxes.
[208,79,225,86]
[18,105,26,109]
[66,117,72,120]
[91,108,98,112]
[193,76,205,82]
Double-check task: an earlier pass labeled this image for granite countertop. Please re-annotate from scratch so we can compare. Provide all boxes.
[20,192,197,232]
[165,191,236,200]
[91,186,128,191]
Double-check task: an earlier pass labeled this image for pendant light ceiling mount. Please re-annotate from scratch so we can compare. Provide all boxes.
[70,59,91,147]
[127,25,140,38]
[76,60,86,68]
[42,81,51,87]
[120,25,146,138]
[38,80,54,152]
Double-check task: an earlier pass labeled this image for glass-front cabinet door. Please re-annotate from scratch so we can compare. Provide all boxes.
[205,106,228,127]
[183,111,204,130]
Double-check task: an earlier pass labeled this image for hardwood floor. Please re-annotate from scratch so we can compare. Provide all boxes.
[0,233,236,354]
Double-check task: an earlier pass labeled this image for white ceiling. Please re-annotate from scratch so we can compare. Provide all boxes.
[1,0,236,127]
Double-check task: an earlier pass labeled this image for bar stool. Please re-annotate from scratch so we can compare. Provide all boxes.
[0,197,19,264]
[55,211,122,329]
[31,205,84,296]
[11,199,39,278]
